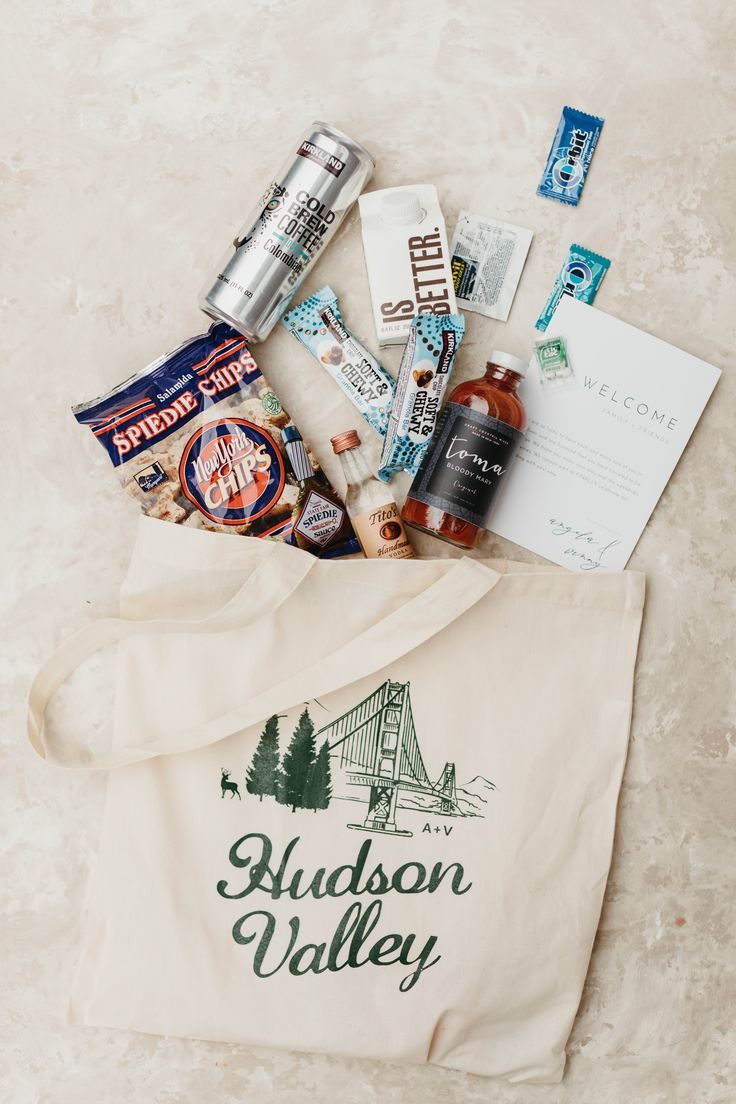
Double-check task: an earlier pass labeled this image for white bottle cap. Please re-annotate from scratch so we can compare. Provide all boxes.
[381,191,423,226]
[489,350,527,377]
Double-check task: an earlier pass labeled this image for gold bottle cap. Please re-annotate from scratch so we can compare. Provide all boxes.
[330,429,361,454]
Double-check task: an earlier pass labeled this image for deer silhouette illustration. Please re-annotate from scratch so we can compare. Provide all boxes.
[220,768,241,800]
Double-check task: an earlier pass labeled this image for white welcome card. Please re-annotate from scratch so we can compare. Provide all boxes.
[489,297,721,571]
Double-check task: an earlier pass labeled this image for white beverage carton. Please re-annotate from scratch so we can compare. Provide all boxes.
[359,185,457,346]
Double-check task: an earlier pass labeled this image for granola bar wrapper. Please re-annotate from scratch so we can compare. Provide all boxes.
[282,285,395,437]
[378,313,464,481]
[73,322,359,556]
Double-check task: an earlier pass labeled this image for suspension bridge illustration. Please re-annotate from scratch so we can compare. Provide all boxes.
[315,679,471,838]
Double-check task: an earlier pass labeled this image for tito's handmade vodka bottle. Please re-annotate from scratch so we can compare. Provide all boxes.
[331,430,415,560]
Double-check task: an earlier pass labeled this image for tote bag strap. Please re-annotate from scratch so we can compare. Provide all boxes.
[27,555,500,770]
[27,543,316,767]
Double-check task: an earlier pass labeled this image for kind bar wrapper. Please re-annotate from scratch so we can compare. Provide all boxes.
[378,313,465,481]
[535,243,610,331]
[282,285,395,436]
[537,106,604,206]
[73,322,359,556]
[450,212,533,322]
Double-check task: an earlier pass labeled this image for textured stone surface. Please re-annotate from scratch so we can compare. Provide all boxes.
[2,1,735,1101]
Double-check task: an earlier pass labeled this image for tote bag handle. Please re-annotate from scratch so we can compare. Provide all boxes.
[28,554,500,770]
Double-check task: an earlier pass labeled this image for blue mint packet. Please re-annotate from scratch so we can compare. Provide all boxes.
[535,244,610,331]
[537,106,604,206]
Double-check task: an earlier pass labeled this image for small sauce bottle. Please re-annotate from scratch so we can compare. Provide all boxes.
[281,426,356,554]
[331,429,415,559]
[402,350,527,550]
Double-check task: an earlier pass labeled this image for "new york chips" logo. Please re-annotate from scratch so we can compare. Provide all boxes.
[179,418,285,525]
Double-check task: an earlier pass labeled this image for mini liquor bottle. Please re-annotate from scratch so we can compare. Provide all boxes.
[281,426,356,555]
[402,350,527,550]
[331,429,415,559]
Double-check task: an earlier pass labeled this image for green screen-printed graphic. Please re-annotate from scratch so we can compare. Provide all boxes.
[280,709,318,812]
[221,681,494,836]
[317,679,468,838]
[220,768,241,800]
[320,680,494,838]
[216,680,497,993]
[245,714,282,802]
[302,739,332,812]
[237,709,333,813]
[217,831,472,992]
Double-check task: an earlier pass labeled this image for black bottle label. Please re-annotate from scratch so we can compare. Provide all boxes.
[409,402,522,529]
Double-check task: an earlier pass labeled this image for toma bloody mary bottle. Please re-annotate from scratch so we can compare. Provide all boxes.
[402,350,527,550]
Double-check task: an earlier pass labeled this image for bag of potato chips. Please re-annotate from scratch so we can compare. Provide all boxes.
[73,322,359,556]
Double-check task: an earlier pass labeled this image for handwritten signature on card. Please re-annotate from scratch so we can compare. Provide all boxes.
[548,517,622,571]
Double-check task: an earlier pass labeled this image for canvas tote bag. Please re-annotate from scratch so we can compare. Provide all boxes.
[28,516,645,1083]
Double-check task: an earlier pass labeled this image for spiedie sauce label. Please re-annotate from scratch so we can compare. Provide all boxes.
[179,418,285,526]
[294,489,347,547]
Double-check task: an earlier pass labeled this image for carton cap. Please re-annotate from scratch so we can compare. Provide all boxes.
[381,191,423,226]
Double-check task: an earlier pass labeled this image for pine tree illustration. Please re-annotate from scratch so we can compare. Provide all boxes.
[279,708,316,812]
[245,715,282,801]
[275,763,287,806]
[304,739,332,812]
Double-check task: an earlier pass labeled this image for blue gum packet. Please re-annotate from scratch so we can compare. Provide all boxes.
[537,106,604,207]
[378,313,465,481]
[536,244,610,331]
[282,285,395,437]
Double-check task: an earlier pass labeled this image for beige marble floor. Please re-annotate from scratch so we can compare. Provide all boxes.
[2,1,735,1101]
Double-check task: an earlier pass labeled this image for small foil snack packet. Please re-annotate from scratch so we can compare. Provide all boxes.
[73,322,359,556]
[537,106,604,207]
[536,243,610,331]
[534,335,575,389]
[282,285,395,436]
[378,313,465,481]
[450,212,533,322]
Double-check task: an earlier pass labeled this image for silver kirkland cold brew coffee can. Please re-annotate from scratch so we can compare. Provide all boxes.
[200,122,375,342]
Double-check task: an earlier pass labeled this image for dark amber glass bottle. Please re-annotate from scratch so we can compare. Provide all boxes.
[402,350,527,550]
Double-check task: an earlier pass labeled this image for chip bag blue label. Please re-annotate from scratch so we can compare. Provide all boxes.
[134,461,169,493]
[537,106,604,207]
